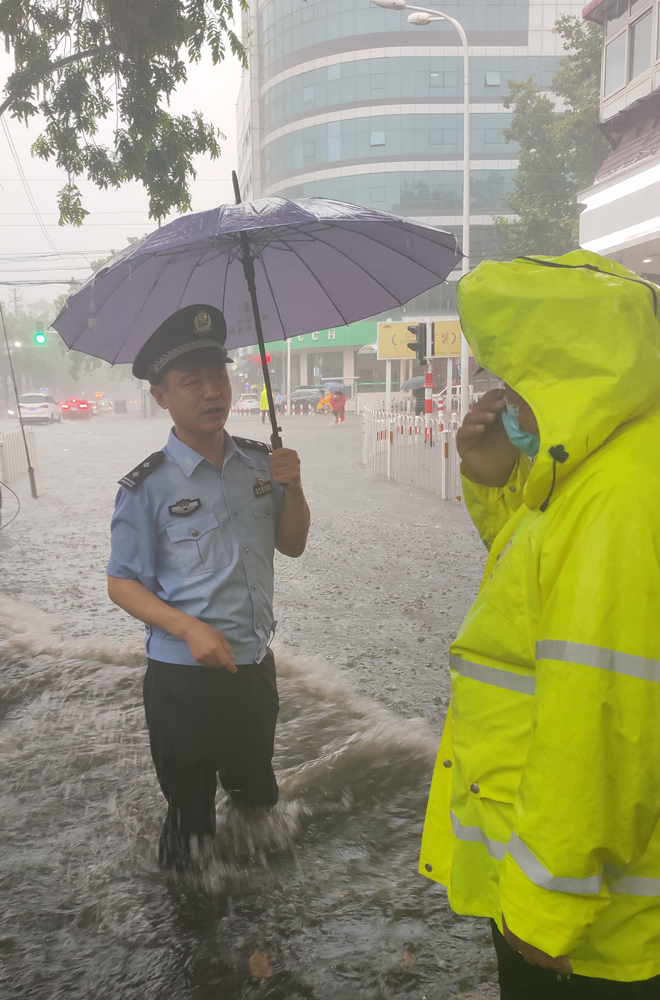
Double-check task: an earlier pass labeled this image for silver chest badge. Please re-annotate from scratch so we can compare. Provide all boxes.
[168,498,202,516]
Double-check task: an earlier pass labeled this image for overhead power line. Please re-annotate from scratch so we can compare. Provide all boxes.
[0,118,61,256]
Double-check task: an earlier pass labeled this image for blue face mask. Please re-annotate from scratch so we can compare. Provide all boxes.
[501,398,540,457]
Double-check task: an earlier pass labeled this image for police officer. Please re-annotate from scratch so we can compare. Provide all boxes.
[106,305,310,870]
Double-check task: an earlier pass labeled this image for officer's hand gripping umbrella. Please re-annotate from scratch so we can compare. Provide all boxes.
[53,174,462,447]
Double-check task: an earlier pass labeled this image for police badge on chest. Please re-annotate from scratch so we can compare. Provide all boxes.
[168,498,202,516]
[253,478,273,498]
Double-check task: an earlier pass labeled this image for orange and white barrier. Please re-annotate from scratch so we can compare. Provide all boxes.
[361,408,461,500]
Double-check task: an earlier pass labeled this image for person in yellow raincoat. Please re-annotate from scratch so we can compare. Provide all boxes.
[260,385,269,424]
[419,250,660,997]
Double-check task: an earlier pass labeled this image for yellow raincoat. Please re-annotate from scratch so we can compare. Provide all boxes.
[419,251,660,981]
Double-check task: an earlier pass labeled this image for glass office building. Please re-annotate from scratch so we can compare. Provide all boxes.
[236,0,584,393]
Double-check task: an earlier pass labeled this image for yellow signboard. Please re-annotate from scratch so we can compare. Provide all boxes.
[377,322,416,360]
[378,320,471,360]
[433,320,464,357]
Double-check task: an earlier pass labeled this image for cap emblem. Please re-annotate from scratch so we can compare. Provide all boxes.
[193,310,212,335]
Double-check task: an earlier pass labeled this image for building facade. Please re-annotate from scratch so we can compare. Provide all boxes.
[237,0,585,395]
[579,0,660,282]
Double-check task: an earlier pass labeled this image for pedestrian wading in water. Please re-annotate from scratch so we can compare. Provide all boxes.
[106,305,310,870]
[420,251,660,998]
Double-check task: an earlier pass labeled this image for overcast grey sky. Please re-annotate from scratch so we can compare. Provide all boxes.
[0,47,243,309]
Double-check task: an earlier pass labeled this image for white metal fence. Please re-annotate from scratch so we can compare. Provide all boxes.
[362,408,462,500]
[0,427,36,483]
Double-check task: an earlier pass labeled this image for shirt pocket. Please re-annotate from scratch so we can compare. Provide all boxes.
[165,511,229,578]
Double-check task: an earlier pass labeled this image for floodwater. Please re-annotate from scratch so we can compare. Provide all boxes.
[0,413,495,1000]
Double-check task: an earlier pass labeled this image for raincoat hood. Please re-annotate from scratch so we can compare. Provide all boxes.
[457,250,660,509]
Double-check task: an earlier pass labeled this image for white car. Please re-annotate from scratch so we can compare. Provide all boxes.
[236,393,261,412]
[19,392,61,423]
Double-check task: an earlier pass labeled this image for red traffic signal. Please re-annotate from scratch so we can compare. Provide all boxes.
[265,353,271,364]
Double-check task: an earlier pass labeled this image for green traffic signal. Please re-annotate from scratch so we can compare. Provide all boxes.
[34,322,47,345]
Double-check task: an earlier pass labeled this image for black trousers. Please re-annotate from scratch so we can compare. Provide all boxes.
[143,650,279,869]
[492,922,660,999]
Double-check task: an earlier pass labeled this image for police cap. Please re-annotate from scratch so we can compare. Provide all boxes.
[132,305,228,382]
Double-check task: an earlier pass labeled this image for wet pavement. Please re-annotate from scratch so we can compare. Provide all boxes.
[0,411,496,1000]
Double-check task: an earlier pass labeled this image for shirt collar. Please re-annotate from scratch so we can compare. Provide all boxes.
[164,428,238,478]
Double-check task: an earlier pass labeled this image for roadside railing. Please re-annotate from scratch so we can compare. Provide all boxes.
[362,408,461,500]
[0,427,36,483]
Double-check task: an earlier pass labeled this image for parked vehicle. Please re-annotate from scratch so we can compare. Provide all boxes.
[60,398,92,420]
[289,387,325,409]
[236,393,260,411]
[113,399,127,414]
[18,393,61,423]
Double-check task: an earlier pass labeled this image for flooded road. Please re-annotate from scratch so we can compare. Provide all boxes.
[0,412,496,999]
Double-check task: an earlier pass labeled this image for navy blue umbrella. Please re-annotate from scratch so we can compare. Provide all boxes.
[53,175,461,445]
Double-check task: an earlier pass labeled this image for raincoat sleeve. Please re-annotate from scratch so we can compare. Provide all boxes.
[461,457,530,549]
[499,485,660,958]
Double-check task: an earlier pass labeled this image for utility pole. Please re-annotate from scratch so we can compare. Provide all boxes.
[0,303,37,498]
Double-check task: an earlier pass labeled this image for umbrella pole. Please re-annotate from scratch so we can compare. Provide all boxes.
[232,172,282,450]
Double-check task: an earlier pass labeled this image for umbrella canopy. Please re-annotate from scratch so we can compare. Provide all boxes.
[401,376,427,391]
[52,197,461,365]
[324,382,348,393]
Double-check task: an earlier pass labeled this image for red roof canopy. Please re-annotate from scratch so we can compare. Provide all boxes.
[582,0,609,22]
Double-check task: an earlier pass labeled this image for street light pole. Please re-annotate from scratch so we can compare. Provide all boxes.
[372,0,471,420]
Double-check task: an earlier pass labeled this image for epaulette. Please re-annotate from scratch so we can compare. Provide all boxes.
[232,436,272,455]
[118,451,165,491]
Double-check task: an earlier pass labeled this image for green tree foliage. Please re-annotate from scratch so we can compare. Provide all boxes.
[0,0,247,225]
[494,15,610,258]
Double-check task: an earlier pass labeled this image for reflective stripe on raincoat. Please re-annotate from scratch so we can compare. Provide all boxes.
[419,251,660,982]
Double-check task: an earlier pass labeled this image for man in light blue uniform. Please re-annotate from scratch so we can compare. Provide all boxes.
[107,305,310,869]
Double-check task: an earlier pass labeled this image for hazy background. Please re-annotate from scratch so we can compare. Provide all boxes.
[0,48,244,311]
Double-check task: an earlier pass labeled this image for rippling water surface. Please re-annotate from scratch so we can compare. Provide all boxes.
[0,597,493,1000]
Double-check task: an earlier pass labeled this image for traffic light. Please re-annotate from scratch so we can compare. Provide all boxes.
[407,323,427,366]
[34,322,47,345]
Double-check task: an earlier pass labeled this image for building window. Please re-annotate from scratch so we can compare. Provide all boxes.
[485,71,501,86]
[370,187,385,202]
[604,31,627,93]
[629,10,652,79]
[370,131,386,146]
[328,121,341,161]
[605,0,628,35]
[293,144,303,169]
[301,3,313,21]
[303,140,315,157]
[327,64,341,81]
[430,71,458,90]
[303,85,315,102]
[371,73,386,90]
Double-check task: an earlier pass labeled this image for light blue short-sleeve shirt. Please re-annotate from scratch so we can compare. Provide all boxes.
[107,429,285,665]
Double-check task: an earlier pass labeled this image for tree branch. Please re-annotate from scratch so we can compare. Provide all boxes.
[0,44,115,118]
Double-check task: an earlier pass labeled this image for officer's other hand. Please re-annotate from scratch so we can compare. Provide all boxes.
[270,447,302,487]
[502,917,573,976]
[182,619,237,673]
[457,388,518,487]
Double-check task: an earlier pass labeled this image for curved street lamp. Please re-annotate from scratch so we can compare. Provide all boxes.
[372,0,471,420]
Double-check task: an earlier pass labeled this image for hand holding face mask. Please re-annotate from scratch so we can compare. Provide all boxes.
[501,397,540,457]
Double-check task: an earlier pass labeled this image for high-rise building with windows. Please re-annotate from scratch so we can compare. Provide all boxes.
[236,0,584,396]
